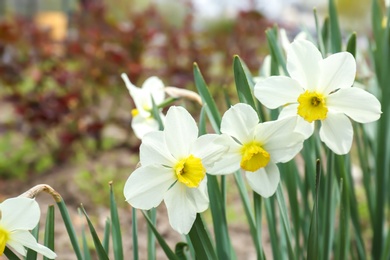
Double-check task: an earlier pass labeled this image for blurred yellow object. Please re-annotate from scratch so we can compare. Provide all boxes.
[34,11,68,41]
[336,0,370,19]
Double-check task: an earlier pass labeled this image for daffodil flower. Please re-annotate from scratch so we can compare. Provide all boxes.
[0,197,57,258]
[121,73,166,139]
[123,106,228,234]
[208,103,304,197]
[254,39,382,155]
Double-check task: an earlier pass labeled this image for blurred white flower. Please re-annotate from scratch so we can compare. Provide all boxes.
[255,39,382,155]
[121,73,166,139]
[0,197,57,258]
[124,106,228,234]
[208,103,304,198]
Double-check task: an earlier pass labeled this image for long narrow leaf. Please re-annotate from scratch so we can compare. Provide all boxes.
[109,183,124,260]
[193,63,222,132]
[307,160,321,259]
[43,205,55,260]
[132,208,139,260]
[102,218,111,254]
[188,214,218,260]
[80,205,109,260]
[26,224,39,260]
[56,200,83,259]
[141,211,179,260]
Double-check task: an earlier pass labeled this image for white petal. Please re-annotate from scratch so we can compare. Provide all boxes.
[264,132,304,163]
[164,181,209,234]
[286,39,322,90]
[124,165,176,210]
[206,134,242,175]
[191,134,228,169]
[327,87,382,123]
[121,73,140,98]
[140,131,176,166]
[254,76,303,109]
[245,163,280,198]
[319,113,353,155]
[318,52,356,94]
[221,103,259,143]
[131,115,159,139]
[0,197,39,231]
[278,104,315,139]
[9,231,57,258]
[141,76,166,104]
[121,73,150,116]
[254,117,297,144]
[164,106,198,159]
[6,239,27,256]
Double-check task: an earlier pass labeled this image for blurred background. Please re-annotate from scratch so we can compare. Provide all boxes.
[0,0,376,257]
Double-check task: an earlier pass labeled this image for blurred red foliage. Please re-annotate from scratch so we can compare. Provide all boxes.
[0,1,270,171]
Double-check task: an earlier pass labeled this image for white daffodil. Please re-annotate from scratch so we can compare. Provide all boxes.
[208,103,304,198]
[254,39,382,155]
[123,106,228,234]
[121,73,166,139]
[0,197,57,258]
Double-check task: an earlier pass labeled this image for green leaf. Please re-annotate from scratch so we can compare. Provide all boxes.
[56,200,83,259]
[276,185,295,260]
[314,8,326,56]
[233,55,257,110]
[175,242,189,260]
[265,27,288,75]
[346,32,357,58]
[4,247,21,260]
[43,205,55,260]
[26,224,39,260]
[328,0,342,53]
[102,218,111,254]
[110,183,124,260]
[80,208,92,260]
[193,63,222,132]
[307,160,321,259]
[132,208,139,260]
[80,205,109,260]
[188,214,218,260]
[146,209,157,260]
[234,171,263,259]
[207,175,236,259]
[141,211,179,260]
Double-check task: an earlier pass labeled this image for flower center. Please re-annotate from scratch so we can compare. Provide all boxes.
[174,155,206,188]
[240,141,270,172]
[297,90,328,123]
[0,225,10,255]
[131,108,139,117]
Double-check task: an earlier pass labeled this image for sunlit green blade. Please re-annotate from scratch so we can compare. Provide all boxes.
[314,8,326,55]
[146,209,156,260]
